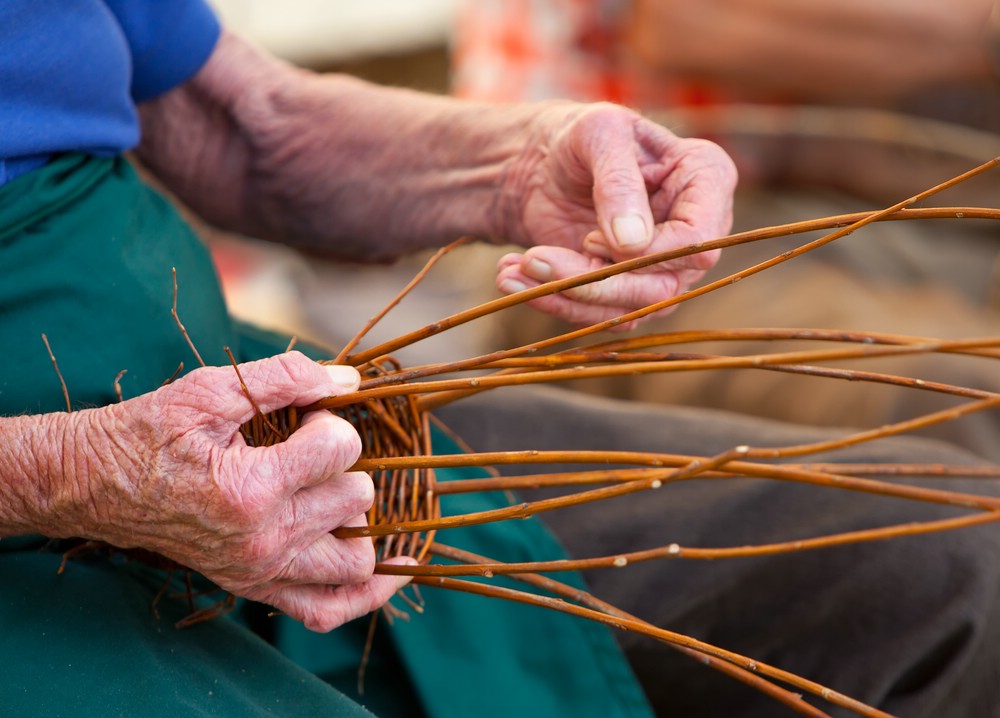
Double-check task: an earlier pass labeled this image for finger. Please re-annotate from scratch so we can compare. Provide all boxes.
[519,245,697,306]
[573,110,656,256]
[582,222,720,275]
[641,132,737,266]
[498,250,623,325]
[265,566,415,633]
[513,292,647,330]
[287,470,375,539]
[250,411,364,498]
[226,351,360,421]
[497,245,710,328]
[274,517,377,587]
[589,121,735,266]
[496,268,648,329]
[582,229,615,260]
[496,252,532,296]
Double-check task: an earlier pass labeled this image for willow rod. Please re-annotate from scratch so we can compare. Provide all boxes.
[313,336,1000,411]
[346,189,1000,371]
[432,464,1000,496]
[338,449,1000,540]
[340,203,1000,394]
[363,324,1000,386]
[376,511,1000,577]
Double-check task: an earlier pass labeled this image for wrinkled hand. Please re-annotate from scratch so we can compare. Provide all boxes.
[495,102,736,328]
[62,352,410,632]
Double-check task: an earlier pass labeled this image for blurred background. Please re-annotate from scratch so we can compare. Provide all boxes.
[201,1,1000,460]
[206,0,475,366]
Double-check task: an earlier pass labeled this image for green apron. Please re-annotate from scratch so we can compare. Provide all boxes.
[0,154,652,718]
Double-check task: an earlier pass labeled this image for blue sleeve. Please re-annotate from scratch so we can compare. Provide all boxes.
[103,0,222,103]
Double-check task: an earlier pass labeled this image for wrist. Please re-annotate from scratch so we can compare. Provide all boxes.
[0,411,80,538]
[493,100,586,248]
[0,406,129,542]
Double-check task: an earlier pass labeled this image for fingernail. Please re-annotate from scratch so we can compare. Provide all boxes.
[611,215,649,250]
[325,364,360,390]
[525,257,552,281]
[498,278,529,294]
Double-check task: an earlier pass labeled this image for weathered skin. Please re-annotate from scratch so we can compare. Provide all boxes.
[1,29,737,633]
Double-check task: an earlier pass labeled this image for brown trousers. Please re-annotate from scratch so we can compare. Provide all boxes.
[438,385,1000,717]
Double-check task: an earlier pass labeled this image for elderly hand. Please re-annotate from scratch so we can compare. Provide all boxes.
[35,352,410,632]
[136,34,735,330]
[495,102,736,328]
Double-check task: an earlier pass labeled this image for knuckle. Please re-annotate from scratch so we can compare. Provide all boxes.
[300,605,335,633]
[298,599,334,632]
[275,350,325,387]
[689,248,721,270]
[578,101,630,128]
[333,477,375,518]
[298,415,363,477]
[242,532,283,568]
[340,540,377,582]
[325,416,363,468]
[309,616,338,633]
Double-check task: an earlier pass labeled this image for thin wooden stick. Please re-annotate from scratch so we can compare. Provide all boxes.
[744,394,1000,460]
[171,267,205,368]
[362,324,1000,389]
[580,326,1000,359]
[347,193,1000,369]
[345,203,1000,416]
[40,333,71,412]
[339,449,745,538]
[339,448,1000,542]
[313,336,1000,411]
[376,511,1000,576]
[433,463,1000,496]
[113,369,128,402]
[799,463,1000,478]
[224,346,281,436]
[418,357,997,413]
[334,237,474,364]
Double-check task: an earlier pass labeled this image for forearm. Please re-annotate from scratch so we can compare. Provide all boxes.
[137,31,558,261]
[0,412,87,539]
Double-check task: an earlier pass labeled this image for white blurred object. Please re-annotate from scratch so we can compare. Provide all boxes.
[208,0,458,66]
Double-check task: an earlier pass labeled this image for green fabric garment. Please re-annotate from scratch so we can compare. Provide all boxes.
[0,153,237,413]
[0,154,653,718]
[0,541,380,718]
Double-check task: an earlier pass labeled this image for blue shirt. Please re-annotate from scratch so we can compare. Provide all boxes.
[0,0,220,186]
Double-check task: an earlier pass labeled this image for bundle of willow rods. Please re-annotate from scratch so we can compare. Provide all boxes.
[227,156,1000,718]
